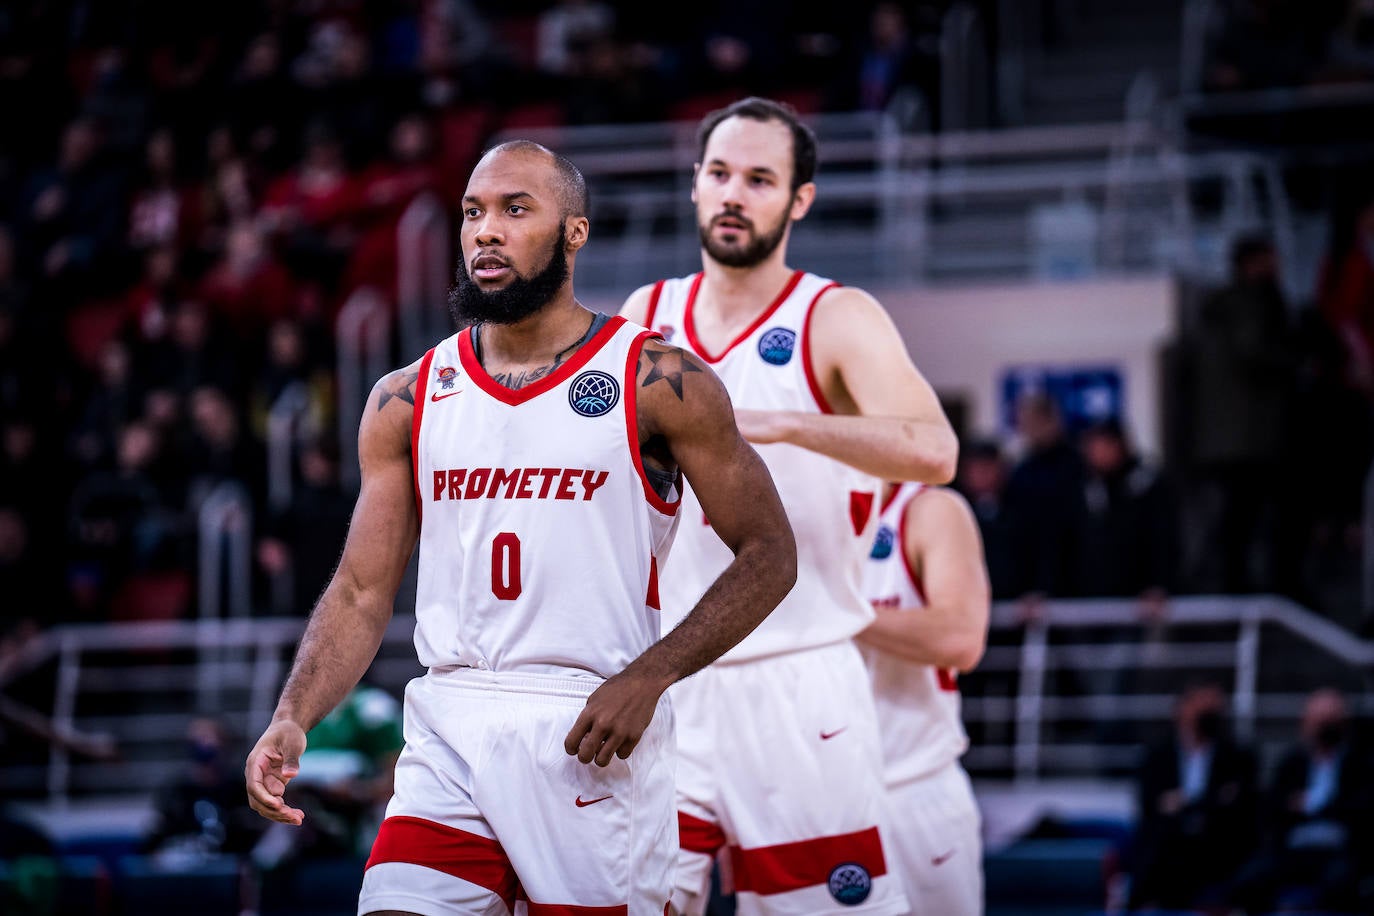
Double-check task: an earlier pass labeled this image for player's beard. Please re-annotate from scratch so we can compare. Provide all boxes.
[448,224,569,329]
[699,207,789,268]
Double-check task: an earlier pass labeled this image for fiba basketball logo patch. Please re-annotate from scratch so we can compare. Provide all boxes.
[758,327,796,365]
[436,366,458,389]
[568,370,620,417]
[870,525,895,559]
[827,863,872,905]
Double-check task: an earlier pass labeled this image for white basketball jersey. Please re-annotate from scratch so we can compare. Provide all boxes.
[645,270,881,663]
[860,482,969,784]
[409,315,681,678]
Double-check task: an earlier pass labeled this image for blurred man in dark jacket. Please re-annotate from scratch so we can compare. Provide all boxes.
[1128,682,1259,910]
[1228,688,1374,914]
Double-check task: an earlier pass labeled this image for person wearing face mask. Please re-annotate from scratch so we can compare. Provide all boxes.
[1227,688,1374,915]
[142,717,266,866]
[1125,682,1260,912]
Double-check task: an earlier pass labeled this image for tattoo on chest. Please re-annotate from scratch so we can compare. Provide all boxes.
[376,370,419,411]
[490,334,585,391]
[492,364,555,390]
[642,348,702,400]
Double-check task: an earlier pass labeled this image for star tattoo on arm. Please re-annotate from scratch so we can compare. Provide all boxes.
[376,370,419,411]
[641,347,702,401]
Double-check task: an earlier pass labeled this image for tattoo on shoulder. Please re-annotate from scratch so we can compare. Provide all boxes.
[642,347,702,401]
[376,370,419,411]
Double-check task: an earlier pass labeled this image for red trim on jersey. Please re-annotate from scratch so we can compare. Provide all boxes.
[643,279,665,331]
[849,489,875,537]
[525,904,628,915]
[879,479,915,517]
[678,811,727,856]
[801,280,842,414]
[366,815,517,912]
[684,270,804,364]
[728,826,887,896]
[411,349,437,523]
[458,315,627,406]
[623,329,681,516]
[646,554,660,610]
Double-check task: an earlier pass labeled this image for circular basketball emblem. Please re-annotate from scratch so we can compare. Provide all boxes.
[827,863,873,906]
[870,525,895,559]
[758,327,796,365]
[568,370,620,417]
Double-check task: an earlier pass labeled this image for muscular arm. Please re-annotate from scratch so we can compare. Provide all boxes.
[854,487,989,672]
[636,340,797,681]
[565,339,796,765]
[246,363,420,821]
[737,287,957,484]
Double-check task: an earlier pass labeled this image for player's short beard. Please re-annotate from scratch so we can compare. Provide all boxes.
[699,208,789,268]
[448,224,569,328]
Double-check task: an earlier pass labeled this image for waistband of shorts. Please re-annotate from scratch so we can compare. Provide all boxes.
[423,665,604,699]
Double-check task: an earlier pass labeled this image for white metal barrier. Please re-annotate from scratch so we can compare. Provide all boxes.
[334,286,392,491]
[4,595,1370,805]
[396,191,452,361]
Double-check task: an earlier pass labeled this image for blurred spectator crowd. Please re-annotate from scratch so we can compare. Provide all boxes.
[1122,683,1374,914]
[0,0,1372,657]
[0,0,976,644]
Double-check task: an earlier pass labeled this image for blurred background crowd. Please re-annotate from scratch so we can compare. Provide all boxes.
[1,1,1374,914]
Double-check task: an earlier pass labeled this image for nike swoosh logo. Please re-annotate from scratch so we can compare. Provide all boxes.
[574,794,613,807]
[819,727,847,740]
[932,849,956,866]
[430,390,462,402]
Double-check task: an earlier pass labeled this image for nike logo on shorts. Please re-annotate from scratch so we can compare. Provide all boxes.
[932,849,956,866]
[819,727,847,740]
[575,794,614,807]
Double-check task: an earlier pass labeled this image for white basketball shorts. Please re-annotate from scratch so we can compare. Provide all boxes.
[358,668,676,915]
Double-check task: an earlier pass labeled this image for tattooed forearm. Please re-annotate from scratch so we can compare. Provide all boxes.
[376,370,419,411]
[642,348,702,400]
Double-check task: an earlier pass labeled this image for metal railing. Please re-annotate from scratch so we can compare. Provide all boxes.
[486,106,1296,292]
[4,595,1370,805]
[941,1,991,132]
[334,286,392,491]
[396,191,452,361]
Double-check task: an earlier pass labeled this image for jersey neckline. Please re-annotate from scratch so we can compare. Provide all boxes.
[457,314,627,406]
[683,269,804,364]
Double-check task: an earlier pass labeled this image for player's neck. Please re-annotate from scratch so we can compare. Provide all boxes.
[477,297,597,368]
[696,257,796,322]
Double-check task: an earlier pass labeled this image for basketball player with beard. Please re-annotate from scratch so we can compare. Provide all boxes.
[245,140,797,915]
[619,97,958,916]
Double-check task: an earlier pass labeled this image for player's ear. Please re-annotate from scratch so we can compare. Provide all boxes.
[565,215,590,252]
[690,163,701,205]
[789,182,816,221]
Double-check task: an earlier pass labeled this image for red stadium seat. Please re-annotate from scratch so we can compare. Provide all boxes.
[64,300,130,370]
[110,571,192,623]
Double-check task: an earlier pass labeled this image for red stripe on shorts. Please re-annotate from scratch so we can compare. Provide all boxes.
[366,815,518,911]
[678,811,727,856]
[525,904,628,915]
[729,825,888,896]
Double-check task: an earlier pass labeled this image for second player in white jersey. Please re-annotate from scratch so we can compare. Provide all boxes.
[646,269,881,659]
[859,480,991,916]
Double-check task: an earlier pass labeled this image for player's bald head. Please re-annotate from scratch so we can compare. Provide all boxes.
[477,140,589,219]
